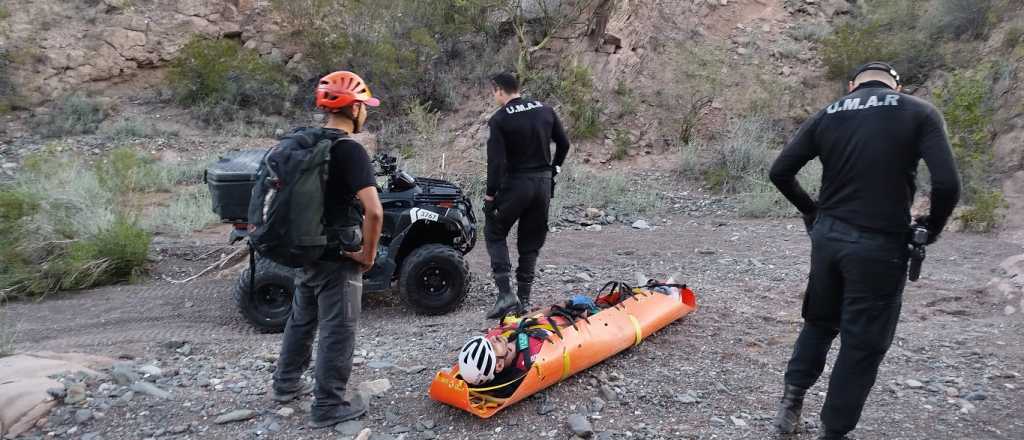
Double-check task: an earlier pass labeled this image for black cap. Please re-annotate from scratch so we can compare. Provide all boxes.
[850,61,901,86]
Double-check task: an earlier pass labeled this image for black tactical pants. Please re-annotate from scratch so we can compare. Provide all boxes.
[784,215,909,436]
[274,259,362,419]
[484,174,552,286]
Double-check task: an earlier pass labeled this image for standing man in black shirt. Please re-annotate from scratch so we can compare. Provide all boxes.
[483,72,571,319]
[270,71,383,429]
[768,62,961,439]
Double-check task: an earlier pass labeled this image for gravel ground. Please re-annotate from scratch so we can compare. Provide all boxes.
[6,215,1024,440]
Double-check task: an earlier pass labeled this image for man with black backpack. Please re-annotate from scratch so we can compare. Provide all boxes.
[249,71,383,428]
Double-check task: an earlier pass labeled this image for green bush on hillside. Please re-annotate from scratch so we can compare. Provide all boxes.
[926,0,996,40]
[1,109,234,297]
[168,37,290,124]
[272,0,498,113]
[819,0,940,85]
[35,94,108,138]
[559,61,603,139]
[934,67,1004,232]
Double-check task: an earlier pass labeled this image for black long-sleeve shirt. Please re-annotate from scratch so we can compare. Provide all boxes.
[769,81,961,235]
[486,97,570,196]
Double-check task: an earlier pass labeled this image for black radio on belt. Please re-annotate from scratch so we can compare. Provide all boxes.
[907,225,929,282]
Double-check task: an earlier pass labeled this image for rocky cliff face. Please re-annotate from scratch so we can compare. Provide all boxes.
[1,0,253,107]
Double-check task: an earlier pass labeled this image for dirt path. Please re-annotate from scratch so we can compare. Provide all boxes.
[6,216,1024,440]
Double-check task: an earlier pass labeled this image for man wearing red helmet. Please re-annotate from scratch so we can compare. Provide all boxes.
[271,71,383,428]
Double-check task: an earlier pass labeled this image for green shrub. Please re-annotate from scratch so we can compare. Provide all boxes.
[926,0,995,40]
[168,37,290,124]
[144,185,220,236]
[1004,25,1024,50]
[551,166,661,221]
[560,61,603,139]
[104,119,180,139]
[788,22,831,42]
[679,117,779,194]
[271,0,496,113]
[819,2,939,85]
[0,49,13,113]
[958,189,1006,232]
[0,148,188,297]
[36,94,108,137]
[610,129,631,161]
[738,161,823,218]
[0,300,14,356]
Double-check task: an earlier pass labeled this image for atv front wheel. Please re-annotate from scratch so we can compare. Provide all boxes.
[235,258,296,333]
[398,244,469,315]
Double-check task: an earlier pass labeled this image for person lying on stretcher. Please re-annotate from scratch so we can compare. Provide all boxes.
[456,281,682,398]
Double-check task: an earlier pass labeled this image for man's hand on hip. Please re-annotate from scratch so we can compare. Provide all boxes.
[346,249,376,273]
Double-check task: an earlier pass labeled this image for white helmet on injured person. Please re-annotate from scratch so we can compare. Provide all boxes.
[458,336,497,385]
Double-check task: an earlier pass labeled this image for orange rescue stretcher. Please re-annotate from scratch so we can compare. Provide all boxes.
[428,283,698,418]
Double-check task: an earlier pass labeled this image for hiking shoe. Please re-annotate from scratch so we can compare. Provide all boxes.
[772,384,807,434]
[271,381,314,403]
[308,400,367,429]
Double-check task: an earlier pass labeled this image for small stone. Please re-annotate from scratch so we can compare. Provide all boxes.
[358,379,391,397]
[964,391,987,401]
[731,416,748,427]
[585,208,603,218]
[176,343,193,355]
[631,220,651,230]
[47,387,68,400]
[585,224,603,232]
[274,128,286,138]
[400,365,427,374]
[599,385,617,402]
[959,399,976,414]
[138,365,163,377]
[352,357,366,366]
[367,361,395,369]
[111,363,138,385]
[696,248,716,255]
[537,400,555,415]
[81,433,101,440]
[1005,305,1016,315]
[131,381,172,399]
[298,401,313,413]
[390,425,411,434]
[117,391,134,404]
[214,409,256,424]
[576,272,594,282]
[168,424,189,434]
[567,414,593,438]
[65,383,87,404]
[905,379,924,389]
[736,47,749,55]
[74,409,93,424]
[276,407,295,418]
[675,391,700,404]
[589,397,606,413]
[421,430,438,440]
[419,419,436,430]
[711,416,726,425]
[335,420,365,436]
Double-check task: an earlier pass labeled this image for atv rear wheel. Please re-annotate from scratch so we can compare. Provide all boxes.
[398,244,469,315]
[235,258,296,333]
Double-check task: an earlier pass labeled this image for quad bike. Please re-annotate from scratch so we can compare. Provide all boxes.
[206,151,477,332]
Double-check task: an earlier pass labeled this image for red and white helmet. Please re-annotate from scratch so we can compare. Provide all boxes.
[315,71,380,112]
[458,336,497,385]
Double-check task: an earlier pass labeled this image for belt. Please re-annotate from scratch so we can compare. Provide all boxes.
[507,170,552,178]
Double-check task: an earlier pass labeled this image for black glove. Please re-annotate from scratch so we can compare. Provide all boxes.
[914,215,941,245]
[802,209,818,234]
[483,197,498,218]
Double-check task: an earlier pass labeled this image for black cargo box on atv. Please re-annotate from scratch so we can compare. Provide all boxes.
[205,150,264,222]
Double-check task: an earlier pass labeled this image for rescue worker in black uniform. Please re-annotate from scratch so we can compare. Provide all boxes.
[483,72,571,319]
[768,62,961,439]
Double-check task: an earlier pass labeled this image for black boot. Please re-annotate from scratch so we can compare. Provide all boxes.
[773,384,807,434]
[817,427,850,440]
[516,282,532,309]
[486,276,521,319]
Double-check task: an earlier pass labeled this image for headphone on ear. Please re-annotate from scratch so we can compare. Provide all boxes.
[850,61,901,87]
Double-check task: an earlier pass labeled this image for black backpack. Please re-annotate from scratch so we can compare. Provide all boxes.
[247,128,343,268]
